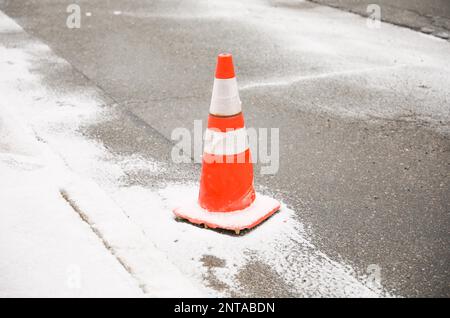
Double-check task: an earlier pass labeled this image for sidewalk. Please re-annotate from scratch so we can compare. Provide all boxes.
[0,89,204,298]
[0,107,143,297]
[0,12,204,297]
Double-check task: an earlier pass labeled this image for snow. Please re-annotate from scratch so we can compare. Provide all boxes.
[0,107,143,297]
[0,131,202,297]
[116,184,388,297]
[61,177,204,297]
[0,11,203,297]
[173,193,280,231]
[0,9,394,297]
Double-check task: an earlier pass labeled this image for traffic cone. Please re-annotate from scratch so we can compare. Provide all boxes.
[173,53,280,234]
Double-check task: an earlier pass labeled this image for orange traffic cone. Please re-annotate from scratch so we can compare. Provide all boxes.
[173,53,280,234]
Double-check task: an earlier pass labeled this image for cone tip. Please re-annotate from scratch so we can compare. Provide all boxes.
[215,53,235,79]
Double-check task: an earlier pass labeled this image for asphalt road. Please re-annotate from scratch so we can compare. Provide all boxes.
[311,0,450,38]
[1,0,449,297]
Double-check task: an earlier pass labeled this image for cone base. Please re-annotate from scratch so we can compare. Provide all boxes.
[173,194,280,232]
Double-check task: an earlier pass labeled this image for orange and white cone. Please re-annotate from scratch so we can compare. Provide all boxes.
[173,53,280,234]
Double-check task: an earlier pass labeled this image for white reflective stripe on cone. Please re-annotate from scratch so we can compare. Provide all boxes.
[209,77,242,116]
[203,127,248,156]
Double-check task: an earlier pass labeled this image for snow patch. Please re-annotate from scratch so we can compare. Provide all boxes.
[173,193,280,231]
[111,184,388,297]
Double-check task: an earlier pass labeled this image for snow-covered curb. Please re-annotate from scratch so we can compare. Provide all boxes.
[0,92,203,297]
[0,11,203,297]
[0,104,142,297]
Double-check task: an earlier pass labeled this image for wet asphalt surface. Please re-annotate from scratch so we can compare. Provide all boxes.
[0,0,448,297]
[311,0,450,40]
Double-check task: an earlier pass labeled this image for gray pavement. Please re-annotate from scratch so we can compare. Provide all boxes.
[311,0,450,39]
[1,0,449,297]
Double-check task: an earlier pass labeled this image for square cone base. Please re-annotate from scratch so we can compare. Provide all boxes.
[173,194,280,233]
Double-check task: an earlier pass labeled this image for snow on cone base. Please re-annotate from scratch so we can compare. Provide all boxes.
[173,194,280,232]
